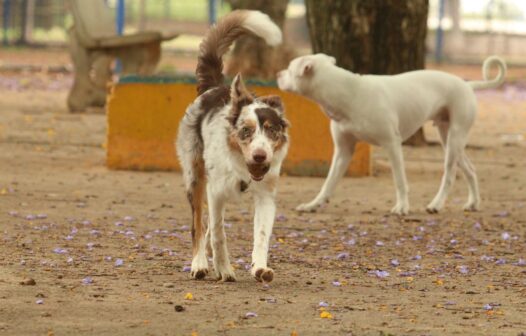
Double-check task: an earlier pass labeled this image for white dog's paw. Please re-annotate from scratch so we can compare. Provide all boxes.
[391,202,409,215]
[426,200,443,214]
[190,254,209,280]
[214,263,236,282]
[295,200,325,212]
[251,266,274,283]
[463,201,480,212]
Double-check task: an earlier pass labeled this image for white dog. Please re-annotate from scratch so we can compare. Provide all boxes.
[277,54,506,215]
[176,10,288,282]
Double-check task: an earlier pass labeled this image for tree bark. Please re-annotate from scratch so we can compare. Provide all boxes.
[224,0,295,80]
[305,0,429,146]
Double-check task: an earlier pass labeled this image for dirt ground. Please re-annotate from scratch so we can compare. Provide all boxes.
[0,49,526,335]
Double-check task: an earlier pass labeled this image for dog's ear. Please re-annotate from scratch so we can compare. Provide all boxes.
[300,60,314,76]
[258,95,284,113]
[228,73,254,126]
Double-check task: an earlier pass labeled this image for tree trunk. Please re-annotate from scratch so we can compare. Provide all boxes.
[224,0,295,80]
[305,0,429,146]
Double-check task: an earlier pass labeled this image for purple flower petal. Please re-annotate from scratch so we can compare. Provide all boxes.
[483,304,493,310]
[390,259,400,267]
[82,276,93,285]
[370,270,390,278]
[25,214,37,220]
[182,266,191,272]
[336,252,349,260]
[114,258,124,267]
[473,222,481,230]
[53,247,68,255]
[36,299,44,305]
[36,214,48,219]
[458,265,469,275]
[114,221,124,227]
[245,312,257,318]
[501,232,511,240]
[275,214,287,222]
[318,301,329,307]
[494,210,509,218]
[412,255,422,260]
[375,241,384,246]
[124,216,134,221]
[495,258,506,265]
[331,281,341,287]
[513,258,525,266]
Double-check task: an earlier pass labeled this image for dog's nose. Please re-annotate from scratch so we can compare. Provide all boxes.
[252,151,267,163]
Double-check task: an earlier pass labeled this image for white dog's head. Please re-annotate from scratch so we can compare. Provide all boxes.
[277,53,336,93]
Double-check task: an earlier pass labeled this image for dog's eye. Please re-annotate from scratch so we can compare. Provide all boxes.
[240,126,253,139]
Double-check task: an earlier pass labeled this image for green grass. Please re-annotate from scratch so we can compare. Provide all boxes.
[130,0,231,22]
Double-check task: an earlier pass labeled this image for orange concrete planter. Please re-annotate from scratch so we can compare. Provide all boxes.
[106,75,371,177]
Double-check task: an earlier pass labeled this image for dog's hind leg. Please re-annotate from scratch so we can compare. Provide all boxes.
[384,140,410,215]
[427,127,465,213]
[436,123,480,212]
[458,152,480,211]
[187,159,209,279]
[296,121,356,212]
[207,185,236,282]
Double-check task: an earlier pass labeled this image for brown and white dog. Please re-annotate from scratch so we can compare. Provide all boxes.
[176,10,288,282]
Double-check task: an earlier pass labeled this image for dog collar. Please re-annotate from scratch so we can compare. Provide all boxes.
[240,180,250,193]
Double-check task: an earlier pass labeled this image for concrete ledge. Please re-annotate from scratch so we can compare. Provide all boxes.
[107,75,371,177]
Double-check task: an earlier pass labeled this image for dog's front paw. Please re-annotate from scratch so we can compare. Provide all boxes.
[295,200,324,213]
[426,200,443,214]
[252,267,274,283]
[190,254,209,280]
[191,268,208,280]
[391,202,409,215]
[463,201,480,212]
[215,264,236,282]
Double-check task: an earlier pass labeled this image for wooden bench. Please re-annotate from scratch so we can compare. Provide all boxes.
[67,0,178,112]
[106,75,371,177]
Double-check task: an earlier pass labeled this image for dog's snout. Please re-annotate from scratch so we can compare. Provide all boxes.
[252,150,267,163]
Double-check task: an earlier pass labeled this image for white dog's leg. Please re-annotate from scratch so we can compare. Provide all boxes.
[207,186,236,281]
[296,121,355,212]
[458,152,480,211]
[384,141,410,215]
[251,190,276,282]
[427,129,464,213]
[437,124,480,211]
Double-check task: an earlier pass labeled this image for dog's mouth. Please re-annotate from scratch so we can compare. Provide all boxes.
[247,163,270,181]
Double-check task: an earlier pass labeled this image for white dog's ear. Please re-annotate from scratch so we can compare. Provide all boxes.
[300,60,314,76]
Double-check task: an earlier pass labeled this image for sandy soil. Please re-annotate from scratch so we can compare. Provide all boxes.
[1,50,526,335]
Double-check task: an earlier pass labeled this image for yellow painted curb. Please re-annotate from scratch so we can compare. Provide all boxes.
[107,82,371,177]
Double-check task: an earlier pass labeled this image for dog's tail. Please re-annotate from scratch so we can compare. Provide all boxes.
[468,56,507,90]
[196,10,282,96]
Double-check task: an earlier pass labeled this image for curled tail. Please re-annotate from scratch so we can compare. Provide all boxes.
[196,10,282,95]
[469,56,507,90]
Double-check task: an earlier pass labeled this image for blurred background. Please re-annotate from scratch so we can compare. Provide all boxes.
[1,0,526,71]
[0,0,526,119]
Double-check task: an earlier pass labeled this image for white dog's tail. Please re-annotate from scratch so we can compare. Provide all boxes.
[468,56,507,90]
[195,10,282,96]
